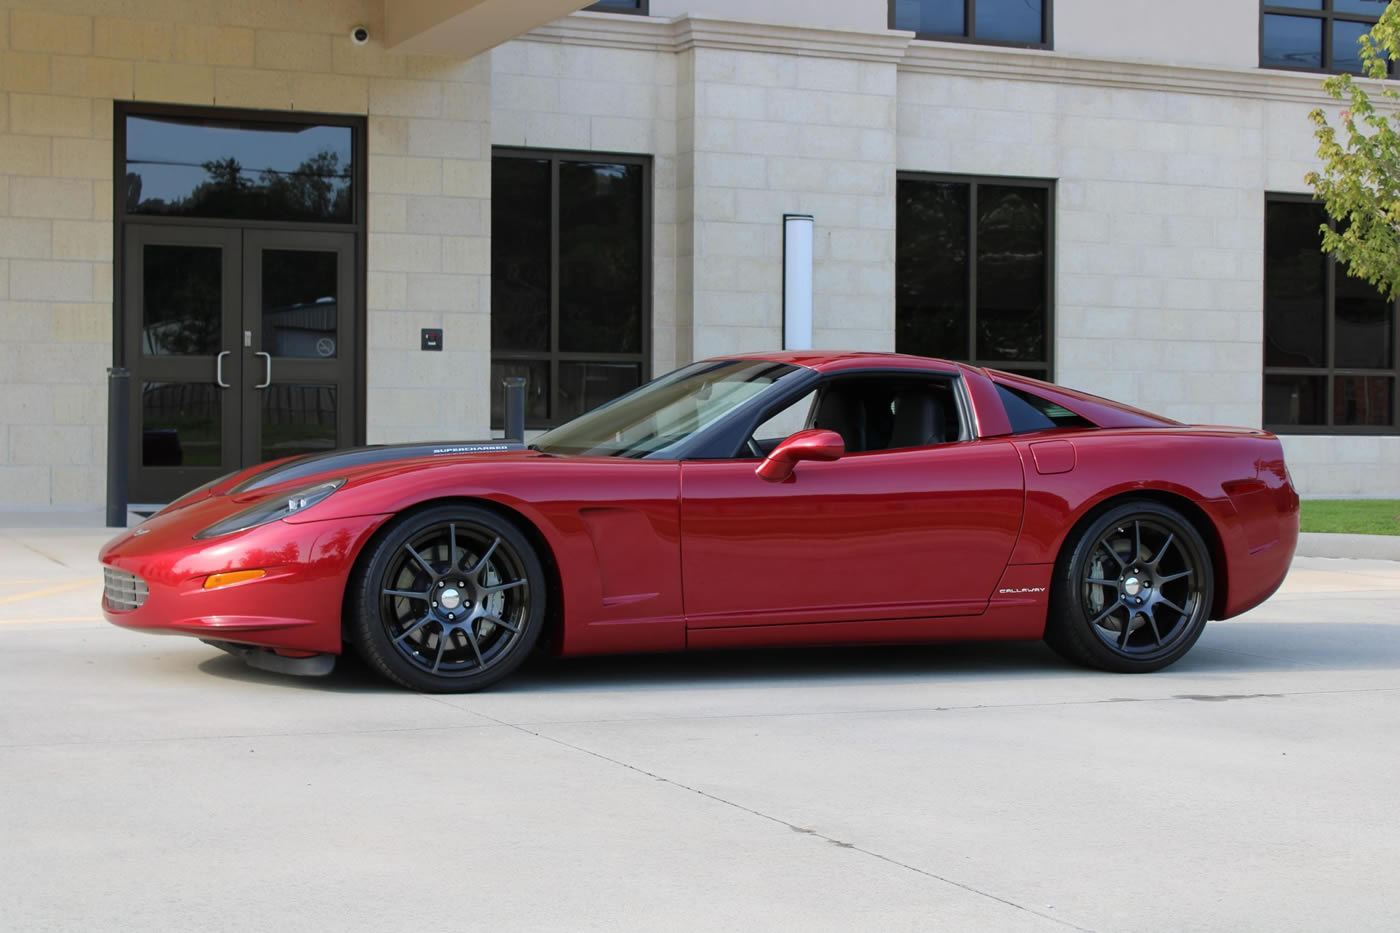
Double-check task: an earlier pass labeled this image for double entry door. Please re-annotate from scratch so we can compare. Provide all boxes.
[124,224,357,503]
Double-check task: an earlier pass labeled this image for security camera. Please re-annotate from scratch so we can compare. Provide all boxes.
[350,25,370,45]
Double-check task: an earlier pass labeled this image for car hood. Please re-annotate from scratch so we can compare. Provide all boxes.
[154,439,532,517]
[228,439,529,495]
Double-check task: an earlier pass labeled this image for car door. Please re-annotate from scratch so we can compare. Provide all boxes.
[678,376,1026,629]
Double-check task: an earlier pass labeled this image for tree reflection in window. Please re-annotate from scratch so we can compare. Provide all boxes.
[124,116,353,223]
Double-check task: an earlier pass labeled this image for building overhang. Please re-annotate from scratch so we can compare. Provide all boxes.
[384,0,596,56]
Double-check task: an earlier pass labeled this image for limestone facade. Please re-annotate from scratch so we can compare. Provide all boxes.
[1,1,1397,505]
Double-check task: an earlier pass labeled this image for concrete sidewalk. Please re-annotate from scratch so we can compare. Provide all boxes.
[3,543,1399,931]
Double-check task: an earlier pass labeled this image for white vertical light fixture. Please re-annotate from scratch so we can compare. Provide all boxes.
[783,213,814,350]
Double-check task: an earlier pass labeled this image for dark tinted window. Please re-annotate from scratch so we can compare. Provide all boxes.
[897,180,969,360]
[125,115,353,222]
[1260,2,1390,74]
[586,0,647,11]
[977,185,1047,362]
[492,158,551,353]
[1263,194,1398,432]
[1264,200,1327,368]
[558,162,644,354]
[893,0,1048,46]
[996,385,1093,433]
[490,150,650,429]
[898,174,1053,379]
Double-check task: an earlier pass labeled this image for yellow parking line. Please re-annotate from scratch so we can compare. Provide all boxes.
[0,579,86,587]
[0,580,100,605]
[0,616,103,625]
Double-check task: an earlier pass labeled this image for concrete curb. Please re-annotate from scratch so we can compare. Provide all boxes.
[1295,532,1400,561]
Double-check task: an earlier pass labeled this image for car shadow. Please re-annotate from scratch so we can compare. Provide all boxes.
[188,621,1400,694]
[195,650,400,694]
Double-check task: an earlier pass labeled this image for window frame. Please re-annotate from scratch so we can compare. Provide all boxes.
[584,0,649,15]
[895,171,1056,381]
[889,0,1053,50]
[1259,0,1390,75]
[1263,191,1400,435]
[491,146,653,431]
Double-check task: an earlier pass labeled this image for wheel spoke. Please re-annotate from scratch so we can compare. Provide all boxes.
[393,615,433,644]
[1157,596,1186,617]
[449,523,460,573]
[470,537,501,577]
[1085,577,1118,587]
[481,578,527,595]
[462,624,487,667]
[1133,521,1142,564]
[1118,615,1134,648]
[404,542,437,578]
[1100,540,1127,567]
[1090,599,1122,627]
[1150,532,1175,569]
[384,588,429,601]
[479,613,519,634]
[1146,611,1164,646]
[1158,569,1194,584]
[431,630,450,672]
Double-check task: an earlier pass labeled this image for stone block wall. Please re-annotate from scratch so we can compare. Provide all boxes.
[0,0,493,506]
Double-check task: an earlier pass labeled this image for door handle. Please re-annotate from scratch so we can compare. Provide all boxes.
[215,350,231,389]
[255,352,272,389]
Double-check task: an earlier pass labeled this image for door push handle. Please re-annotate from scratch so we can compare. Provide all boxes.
[215,350,231,389]
[255,351,272,389]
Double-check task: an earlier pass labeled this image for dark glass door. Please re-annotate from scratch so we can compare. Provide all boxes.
[124,226,243,502]
[124,225,357,503]
[243,230,356,466]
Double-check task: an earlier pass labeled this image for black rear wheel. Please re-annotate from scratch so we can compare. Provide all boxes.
[1046,501,1214,673]
[349,504,545,692]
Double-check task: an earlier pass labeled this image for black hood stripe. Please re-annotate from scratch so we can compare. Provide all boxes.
[231,440,526,493]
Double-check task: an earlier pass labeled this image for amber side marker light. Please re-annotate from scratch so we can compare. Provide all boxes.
[203,570,267,589]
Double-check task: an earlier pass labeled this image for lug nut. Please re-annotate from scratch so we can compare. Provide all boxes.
[431,601,437,607]
[448,613,455,620]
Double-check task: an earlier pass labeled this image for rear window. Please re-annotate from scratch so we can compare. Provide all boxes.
[996,385,1095,433]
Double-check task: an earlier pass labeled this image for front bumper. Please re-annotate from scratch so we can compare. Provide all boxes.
[99,506,388,655]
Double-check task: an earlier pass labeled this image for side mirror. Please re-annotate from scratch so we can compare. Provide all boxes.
[755,429,844,483]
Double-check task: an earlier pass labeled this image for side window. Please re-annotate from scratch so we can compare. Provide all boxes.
[807,376,962,453]
[749,389,817,454]
[996,384,1093,433]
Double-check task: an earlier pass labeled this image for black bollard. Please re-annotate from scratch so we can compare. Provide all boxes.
[106,367,130,527]
[503,376,526,443]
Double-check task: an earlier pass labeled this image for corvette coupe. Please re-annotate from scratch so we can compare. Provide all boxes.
[100,351,1299,692]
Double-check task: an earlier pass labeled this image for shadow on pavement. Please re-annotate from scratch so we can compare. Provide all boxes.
[181,619,1400,694]
[195,650,399,694]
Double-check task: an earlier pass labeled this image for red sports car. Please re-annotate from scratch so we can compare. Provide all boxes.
[100,352,1299,692]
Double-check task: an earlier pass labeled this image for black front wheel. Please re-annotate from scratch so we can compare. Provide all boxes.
[1046,501,1214,673]
[348,504,546,692]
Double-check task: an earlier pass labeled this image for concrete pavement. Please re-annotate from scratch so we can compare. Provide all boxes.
[1,522,1398,931]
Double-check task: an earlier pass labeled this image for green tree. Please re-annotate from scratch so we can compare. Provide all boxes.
[1307,0,1400,299]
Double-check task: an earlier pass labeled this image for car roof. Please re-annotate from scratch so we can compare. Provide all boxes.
[716,350,960,374]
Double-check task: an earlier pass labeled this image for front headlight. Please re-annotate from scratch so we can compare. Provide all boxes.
[193,479,346,540]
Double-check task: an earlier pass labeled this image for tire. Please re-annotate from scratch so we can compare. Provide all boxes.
[1045,500,1214,673]
[348,504,546,692]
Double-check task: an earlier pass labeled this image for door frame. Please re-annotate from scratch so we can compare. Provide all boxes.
[112,101,368,504]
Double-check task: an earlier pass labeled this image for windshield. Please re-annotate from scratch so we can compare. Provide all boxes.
[533,359,799,457]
